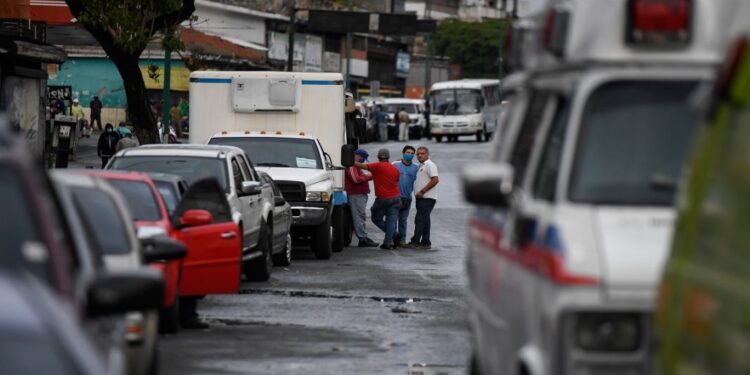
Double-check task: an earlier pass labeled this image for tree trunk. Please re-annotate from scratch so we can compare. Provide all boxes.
[108,52,161,144]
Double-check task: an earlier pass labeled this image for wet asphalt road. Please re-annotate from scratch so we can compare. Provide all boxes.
[158,137,492,375]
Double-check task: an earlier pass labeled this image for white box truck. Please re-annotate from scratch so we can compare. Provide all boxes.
[189,71,356,259]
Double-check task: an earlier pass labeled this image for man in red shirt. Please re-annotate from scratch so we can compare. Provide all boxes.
[345,149,378,247]
[354,148,401,250]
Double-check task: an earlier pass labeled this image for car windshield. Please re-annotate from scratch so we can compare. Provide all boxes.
[154,181,179,215]
[209,137,323,169]
[384,103,418,114]
[71,187,131,255]
[0,167,49,282]
[106,180,163,221]
[430,89,483,115]
[109,156,229,192]
[569,81,699,206]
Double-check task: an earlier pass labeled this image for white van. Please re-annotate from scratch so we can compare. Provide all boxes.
[462,0,747,374]
[428,79,501,143]
[189,71,354,259]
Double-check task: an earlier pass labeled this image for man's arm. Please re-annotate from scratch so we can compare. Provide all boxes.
[416,176,439,198]
[354,161,370,170]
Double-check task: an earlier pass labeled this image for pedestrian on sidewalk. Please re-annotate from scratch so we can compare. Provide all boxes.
[392,145,419,247]
[408,146,439,249]
[115,128,139,152]
[398,107,410,141]
[373,105,388,142]
[89,96,103,131]
[345,149,378,248]
[354,148,401,250]
[97,123,120,168]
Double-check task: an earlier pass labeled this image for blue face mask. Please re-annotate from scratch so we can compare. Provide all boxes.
[403,153,414,162]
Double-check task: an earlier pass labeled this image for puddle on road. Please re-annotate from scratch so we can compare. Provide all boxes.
[403,362,464,375]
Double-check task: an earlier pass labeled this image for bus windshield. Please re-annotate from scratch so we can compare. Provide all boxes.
[430,89,483,115]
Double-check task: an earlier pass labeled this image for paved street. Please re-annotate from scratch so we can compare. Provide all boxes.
[155,137,492,375]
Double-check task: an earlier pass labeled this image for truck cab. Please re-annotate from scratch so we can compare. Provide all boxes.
[190,71,355,259]
[462,1,745,374]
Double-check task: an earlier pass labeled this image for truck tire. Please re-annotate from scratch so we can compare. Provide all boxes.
[245,222,273,281]
[272,233,292,267]
[436,135,443,143]
[312,212,332,259]
[343,206,353,247]
[332,205,345,253]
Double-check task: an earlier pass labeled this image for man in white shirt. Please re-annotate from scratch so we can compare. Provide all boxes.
[408,146,439,249]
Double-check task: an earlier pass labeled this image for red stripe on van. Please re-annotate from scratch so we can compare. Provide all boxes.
[470,219,599,286]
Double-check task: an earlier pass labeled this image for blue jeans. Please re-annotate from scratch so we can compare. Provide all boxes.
[370,197,400,246]
[412,198,436,245]
[349,194,368,240]
[396,198,411,242]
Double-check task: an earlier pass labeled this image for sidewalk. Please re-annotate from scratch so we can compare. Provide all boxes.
[67,132,101,170]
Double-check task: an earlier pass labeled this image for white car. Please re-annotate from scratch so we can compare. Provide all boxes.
[107,144,277,281]
[383,98,426,128]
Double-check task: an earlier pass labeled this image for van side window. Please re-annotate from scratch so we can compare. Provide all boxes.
[533,97,571,201]
[510,91,552,187]
[483,84,501,106]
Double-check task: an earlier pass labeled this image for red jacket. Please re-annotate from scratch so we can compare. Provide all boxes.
[345,166,370,195]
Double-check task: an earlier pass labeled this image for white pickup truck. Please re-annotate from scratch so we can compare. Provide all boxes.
[189,71,356,260]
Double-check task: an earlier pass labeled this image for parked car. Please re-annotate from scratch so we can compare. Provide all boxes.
[107,144,276,281]
[51,170,186,375]
[383,98,425,140]
[656,34,750,375]
[87,170,242,332]
[148,172,189,216]
[0,271,109,375]
[0,118,164,375]
[258,172,292,267]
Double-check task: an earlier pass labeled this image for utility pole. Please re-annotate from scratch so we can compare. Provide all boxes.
[161,48,172,142]
[498,0,507,98]
[344,0,353,91]
[423,0,432,100]
[287,5,296,72]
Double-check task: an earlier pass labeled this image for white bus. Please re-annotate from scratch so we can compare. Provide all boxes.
[428,79,502,143]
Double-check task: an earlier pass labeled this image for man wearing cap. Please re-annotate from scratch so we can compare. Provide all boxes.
[345,149,378,247]
[354,148,401,250]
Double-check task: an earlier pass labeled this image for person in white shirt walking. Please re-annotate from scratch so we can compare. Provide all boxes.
[407,146,439,249]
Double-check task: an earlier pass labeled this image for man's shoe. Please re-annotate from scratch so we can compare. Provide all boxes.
[358,238,378,247]
[396,240,407,247]
[403,242,420,249]
[419,243,432,250]
[380,244,396,250]
[181,319,209,329]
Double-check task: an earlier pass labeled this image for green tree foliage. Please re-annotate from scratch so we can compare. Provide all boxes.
[433,19,508,79]
[65,0,196,143]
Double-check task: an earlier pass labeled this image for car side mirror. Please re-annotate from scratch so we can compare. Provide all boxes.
[240,181,262,196]
[462,162,514,208]
[179,209,214,227]
[141,237,187,263]
[86,269,163,318]
[274,196,287,207]
[341,144,355,167]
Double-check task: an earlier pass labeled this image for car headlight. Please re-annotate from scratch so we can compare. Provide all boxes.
[575,313,641,352]
[306,191,331,202]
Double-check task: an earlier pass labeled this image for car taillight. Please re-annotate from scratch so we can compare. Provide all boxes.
[627,0,691,47]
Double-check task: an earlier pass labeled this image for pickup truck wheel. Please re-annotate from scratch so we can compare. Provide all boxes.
[272,233,292,267]
[159,292,180,334]
[332,205,345,253]
[245,223,273,281]
[312,212,332,259]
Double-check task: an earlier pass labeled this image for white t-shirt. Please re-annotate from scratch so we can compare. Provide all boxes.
[414,159,439,200]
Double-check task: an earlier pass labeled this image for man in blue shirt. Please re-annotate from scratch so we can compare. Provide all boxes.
[373,105,388,142]
[393,145,419,247]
